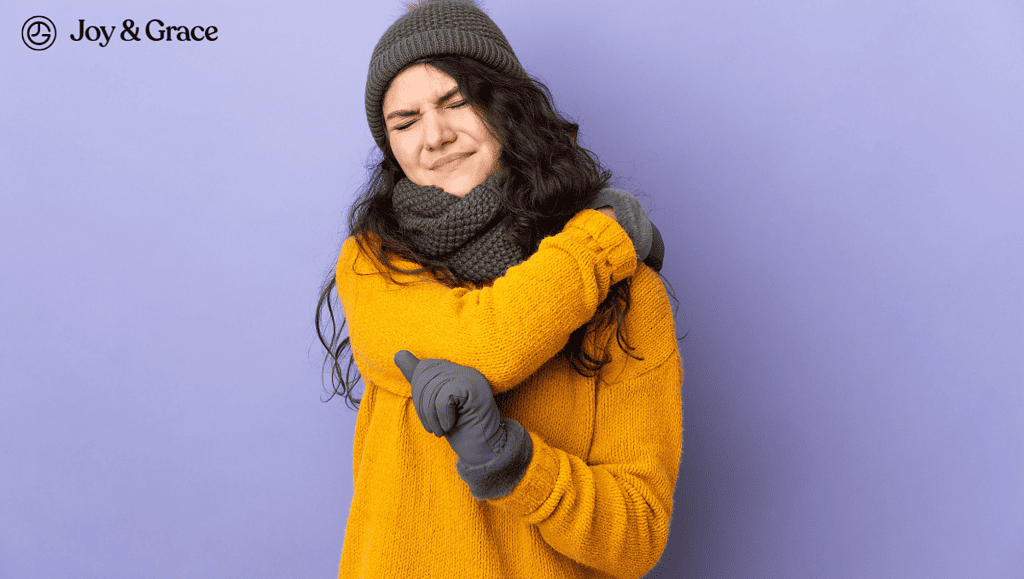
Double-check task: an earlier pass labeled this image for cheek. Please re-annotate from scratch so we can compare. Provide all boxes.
[481,127,501,159]
[390,139,417,171]
[483,136,502,166]
[470,124,497,156]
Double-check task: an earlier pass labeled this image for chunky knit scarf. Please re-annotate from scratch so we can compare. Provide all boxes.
[391,174,526,283]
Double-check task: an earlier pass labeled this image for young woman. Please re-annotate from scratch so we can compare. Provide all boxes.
[316,1,683,577]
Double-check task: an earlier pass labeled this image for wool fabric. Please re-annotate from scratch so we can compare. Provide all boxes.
[589,188,654,265]
[365,0,528,149]
[335,209,684,578]
[392,173,525,283]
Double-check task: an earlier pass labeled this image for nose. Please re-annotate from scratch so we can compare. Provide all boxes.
[422,110,456,150]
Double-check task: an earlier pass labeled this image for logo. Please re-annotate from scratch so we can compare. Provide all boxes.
[22,15,56,50]
[21,17,220,50]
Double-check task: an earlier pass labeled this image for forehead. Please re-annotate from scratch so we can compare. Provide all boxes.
[382,64,459,112]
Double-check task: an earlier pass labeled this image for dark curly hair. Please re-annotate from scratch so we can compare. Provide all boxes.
[316,55,643,411]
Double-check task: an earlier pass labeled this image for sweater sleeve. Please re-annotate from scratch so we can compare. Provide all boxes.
[482,267,684,579]
[335,209,637,394]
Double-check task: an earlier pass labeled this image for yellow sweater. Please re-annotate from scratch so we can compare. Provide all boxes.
[334,209,683,579]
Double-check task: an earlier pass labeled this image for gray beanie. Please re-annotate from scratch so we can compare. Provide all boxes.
[365,0,528,150]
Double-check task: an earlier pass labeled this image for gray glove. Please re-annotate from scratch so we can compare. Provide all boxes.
[589,188,657,267]
[394,350,512,467]
[647,222,664,272]
[395,351,533,499]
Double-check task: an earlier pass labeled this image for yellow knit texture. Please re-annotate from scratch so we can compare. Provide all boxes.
[335,209,683,578]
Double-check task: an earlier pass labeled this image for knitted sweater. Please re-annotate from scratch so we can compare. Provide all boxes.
[334,209,684,579]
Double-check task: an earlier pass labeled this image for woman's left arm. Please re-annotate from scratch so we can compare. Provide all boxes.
[483,268,684,579]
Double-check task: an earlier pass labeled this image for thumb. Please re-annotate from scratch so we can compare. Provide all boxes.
[393,350,420,383]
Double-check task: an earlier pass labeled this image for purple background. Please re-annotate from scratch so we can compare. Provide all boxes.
[3,0,1022,577]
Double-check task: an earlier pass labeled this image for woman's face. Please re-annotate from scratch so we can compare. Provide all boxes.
[382,64,502,198]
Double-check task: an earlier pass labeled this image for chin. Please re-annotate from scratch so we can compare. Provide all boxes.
[442,174,488,197]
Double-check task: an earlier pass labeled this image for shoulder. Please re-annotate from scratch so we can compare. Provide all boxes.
[625,265,676,339]
[336,235,460,312]
[337,234,427,280]
[596,265,681,383]
[336,236,380,284]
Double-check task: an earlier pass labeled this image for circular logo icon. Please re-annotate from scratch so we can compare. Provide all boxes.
[23,16,56,51]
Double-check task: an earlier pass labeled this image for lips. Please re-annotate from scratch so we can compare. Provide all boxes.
[430,152,471,170]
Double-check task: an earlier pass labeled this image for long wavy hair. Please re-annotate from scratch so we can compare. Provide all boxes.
[316,54,644,411]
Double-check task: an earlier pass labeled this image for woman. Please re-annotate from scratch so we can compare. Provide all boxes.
[315,1,683,577]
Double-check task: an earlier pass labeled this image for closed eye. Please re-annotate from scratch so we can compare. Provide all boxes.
[393,101,470,131]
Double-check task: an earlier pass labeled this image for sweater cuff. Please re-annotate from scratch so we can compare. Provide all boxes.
[456,419,533,500]
[590,188,653,264]
[564,210,637,284]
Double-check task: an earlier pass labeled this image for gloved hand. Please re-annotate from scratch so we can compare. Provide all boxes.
[394,350,511,468]
[589,187,664,271]
[646,222,664,272]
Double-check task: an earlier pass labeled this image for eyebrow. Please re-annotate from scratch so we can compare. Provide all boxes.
[385,86,462,122]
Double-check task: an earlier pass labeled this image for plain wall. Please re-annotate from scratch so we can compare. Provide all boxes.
[2,0,1022,577]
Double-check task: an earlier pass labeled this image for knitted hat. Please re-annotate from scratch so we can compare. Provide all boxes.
[365,0,528,150]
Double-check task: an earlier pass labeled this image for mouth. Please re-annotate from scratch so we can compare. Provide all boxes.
[430,152,472,171]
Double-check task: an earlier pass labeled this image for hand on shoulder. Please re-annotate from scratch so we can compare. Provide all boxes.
[595,206,616,220]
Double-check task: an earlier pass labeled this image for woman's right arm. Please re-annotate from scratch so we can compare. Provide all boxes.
[335,209,636,393]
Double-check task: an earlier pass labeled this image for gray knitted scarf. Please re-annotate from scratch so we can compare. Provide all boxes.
[392,174,526,283]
